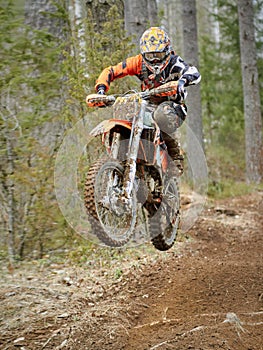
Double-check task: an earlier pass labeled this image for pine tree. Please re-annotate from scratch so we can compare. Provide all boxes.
[0,2,69,260]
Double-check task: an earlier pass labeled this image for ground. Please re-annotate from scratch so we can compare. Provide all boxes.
[0,191,262,350]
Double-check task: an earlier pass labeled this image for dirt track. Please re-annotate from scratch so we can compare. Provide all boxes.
[1,191,263,350]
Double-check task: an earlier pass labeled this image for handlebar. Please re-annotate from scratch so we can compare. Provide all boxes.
[86,81,179,108]
[86,94,116,107]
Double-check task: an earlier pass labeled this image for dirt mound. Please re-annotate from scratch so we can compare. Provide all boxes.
[1,191,262,350]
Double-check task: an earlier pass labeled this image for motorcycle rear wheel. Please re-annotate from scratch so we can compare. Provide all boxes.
[149,176,180,251]
[84,158,136,247]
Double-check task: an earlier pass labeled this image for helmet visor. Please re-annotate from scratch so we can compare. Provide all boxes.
[144,51,167,62]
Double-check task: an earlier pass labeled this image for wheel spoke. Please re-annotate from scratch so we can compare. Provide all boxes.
[94,161,137,242]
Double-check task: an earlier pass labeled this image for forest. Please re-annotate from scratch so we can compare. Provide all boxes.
[0,0,262,262]
[1,1,263,349]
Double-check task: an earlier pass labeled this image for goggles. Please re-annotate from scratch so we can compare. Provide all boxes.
[144,51,167,62]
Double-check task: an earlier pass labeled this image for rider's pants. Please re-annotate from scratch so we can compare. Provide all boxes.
[153,101,187,134]
[153,101,187,165]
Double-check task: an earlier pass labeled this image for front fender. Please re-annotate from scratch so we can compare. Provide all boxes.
[90,119,132,137]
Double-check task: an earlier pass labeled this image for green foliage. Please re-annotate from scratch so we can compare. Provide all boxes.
[0,1,139,262]
[199,0,263,189]
[63,3,137,119]
[205,141,248,199]
[200,0,244,151]
[207,179,255,199]
[1,0,261,262]
[206,141,257,199]
[114,268,123,279]
[0,2,72,260]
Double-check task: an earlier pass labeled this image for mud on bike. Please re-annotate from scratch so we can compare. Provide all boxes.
[85,81,181,251]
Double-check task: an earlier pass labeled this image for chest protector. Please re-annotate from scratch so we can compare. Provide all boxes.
[140,61,166,91]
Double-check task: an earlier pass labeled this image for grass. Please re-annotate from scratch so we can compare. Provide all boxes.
[203,143,263,199]
[207,179,261,199]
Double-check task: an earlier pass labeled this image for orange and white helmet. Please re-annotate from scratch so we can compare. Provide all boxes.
[140,27,171,74]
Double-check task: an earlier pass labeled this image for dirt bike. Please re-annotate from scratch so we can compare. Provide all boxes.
[85,81,181,251]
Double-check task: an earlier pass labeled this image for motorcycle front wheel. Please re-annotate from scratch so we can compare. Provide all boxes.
[84,159,136,247]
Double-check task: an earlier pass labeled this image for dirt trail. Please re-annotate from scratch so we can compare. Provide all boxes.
[1,191,263,350]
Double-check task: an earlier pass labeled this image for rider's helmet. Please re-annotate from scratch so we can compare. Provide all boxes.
[140,27,171,75]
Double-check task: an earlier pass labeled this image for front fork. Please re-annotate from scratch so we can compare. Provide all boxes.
[122,100,147,203]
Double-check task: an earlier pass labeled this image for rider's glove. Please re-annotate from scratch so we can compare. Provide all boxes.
[177,78,187,99]
[97,84,106,95]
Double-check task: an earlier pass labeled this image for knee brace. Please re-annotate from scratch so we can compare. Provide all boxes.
[154,101,187,134]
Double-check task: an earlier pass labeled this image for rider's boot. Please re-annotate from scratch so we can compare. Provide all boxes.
[162,132,184,176]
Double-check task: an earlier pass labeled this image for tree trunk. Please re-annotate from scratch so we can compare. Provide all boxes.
[25,0,68,39]
[181,0,204,181]
[124,0,158,45]
[6,135,15,263]
[86,0,124,33]
[0,109,16,263]
[68,0,87,69]
[237,0,262,184]
[158,0,183,54]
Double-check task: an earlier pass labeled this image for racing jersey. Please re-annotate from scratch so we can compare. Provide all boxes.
[95,53,201,95]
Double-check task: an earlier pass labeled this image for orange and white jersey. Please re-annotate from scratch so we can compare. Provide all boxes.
[95,53,201,95]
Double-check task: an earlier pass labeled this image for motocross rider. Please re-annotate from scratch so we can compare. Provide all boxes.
[93,27,201,174]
